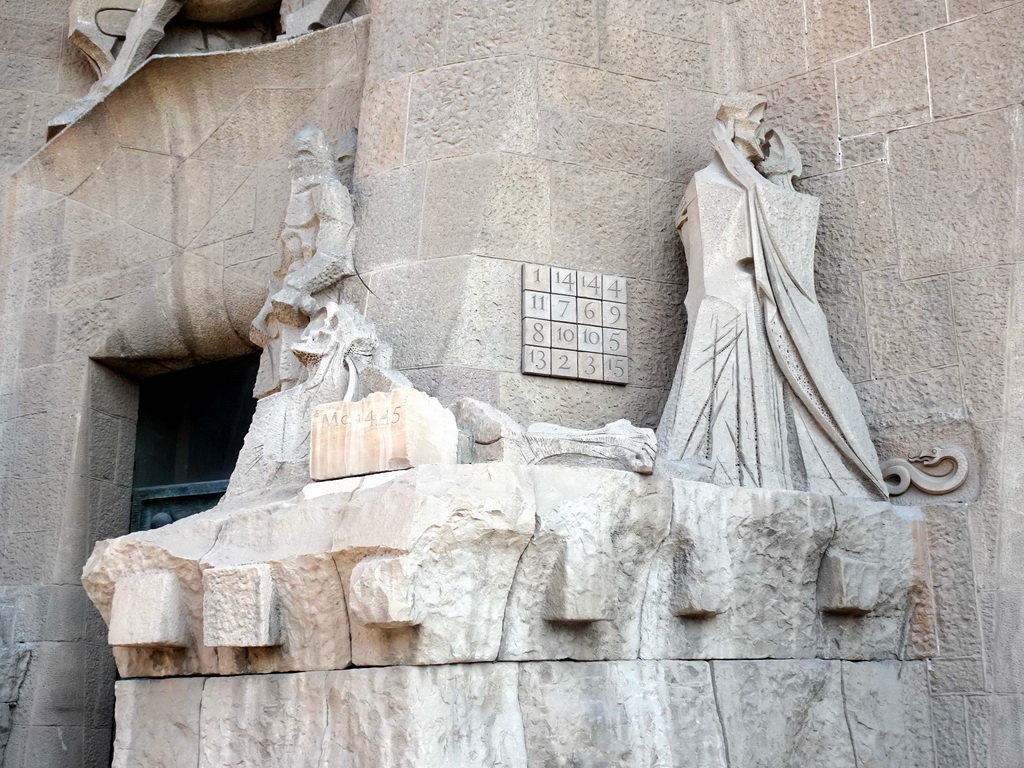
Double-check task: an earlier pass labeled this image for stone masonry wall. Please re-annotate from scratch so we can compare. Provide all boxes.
[0,0,1022,766]
[0,21,368,766]
[351,0,720,429]
[0,0,93,199]
[708,1,1024,764]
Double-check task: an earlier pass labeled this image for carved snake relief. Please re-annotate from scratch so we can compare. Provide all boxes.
[881,446,970,496]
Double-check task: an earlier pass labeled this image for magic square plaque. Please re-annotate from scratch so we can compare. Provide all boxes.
[521,263,629,385]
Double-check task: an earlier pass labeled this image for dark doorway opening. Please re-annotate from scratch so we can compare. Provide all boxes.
[130,354,260,531]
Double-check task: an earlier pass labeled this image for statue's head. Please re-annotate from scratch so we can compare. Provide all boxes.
[292,123,337,189]
[717,93,768,162]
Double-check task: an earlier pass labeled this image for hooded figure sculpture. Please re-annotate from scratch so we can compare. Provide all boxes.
[657,93,887,499]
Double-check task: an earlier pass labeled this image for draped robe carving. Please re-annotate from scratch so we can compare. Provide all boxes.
[657,95,887,499]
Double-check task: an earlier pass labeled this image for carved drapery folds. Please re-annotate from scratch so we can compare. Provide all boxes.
[657,93,888,499]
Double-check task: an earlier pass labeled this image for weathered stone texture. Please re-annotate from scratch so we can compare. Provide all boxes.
[842,661,934,767]
[518,660,727,766]
[112,659,933,767]
[112,678,203,768]
[951,266,1012,423]
[928,3,1024,118]
[870,0,946,44]
[764,66,839,177]
[804,0,870,68]
[713,660,855,767]
[931,694,970,768]
[993,590,1024,693]
[889,108,1019,280]
[352,163,425,272]
[419,152,550,263]
[405,56,539,164]
[500,470,670,660]
[836,37,930,135]
[709,0,805,89]
[862,270,956,379]
[927,506,983,659]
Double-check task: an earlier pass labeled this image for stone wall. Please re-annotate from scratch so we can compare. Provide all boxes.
[0,0,1021,766]
[707,1,1024,763]
[0,20,368,766]
[0,0,93,198]
[351,0,719,429]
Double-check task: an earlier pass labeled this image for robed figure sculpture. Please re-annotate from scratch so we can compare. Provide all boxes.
[657,93,887,499]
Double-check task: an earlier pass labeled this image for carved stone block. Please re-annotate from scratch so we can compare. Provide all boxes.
[348,557,422,629]
[543,530,615,623]
[202,564,281,648]
[109,571,190,648]
[817,552,881,616]
[310,388,459,481]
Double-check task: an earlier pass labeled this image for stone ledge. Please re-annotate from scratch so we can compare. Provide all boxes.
[83,464,931,678]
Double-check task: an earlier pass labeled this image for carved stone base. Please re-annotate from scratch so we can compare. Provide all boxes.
[111,659,934,768]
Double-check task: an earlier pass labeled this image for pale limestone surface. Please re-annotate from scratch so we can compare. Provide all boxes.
[111,678,203,768]
[108,571,190,648]
[201,564,280,648]
[657,94,886,500]
[310,388,459,480]
[84,465,926,677]
[499,469,671,660]
[641,480,924,661]
[713,660,855,767]
[0,0,1018,763]
[453,396,657,473]
[111,660,932,767]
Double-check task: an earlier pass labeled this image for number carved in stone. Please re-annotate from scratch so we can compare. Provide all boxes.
[520,264,628,385]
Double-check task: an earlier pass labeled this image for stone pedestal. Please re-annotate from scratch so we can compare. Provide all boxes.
[309,388,458,480]
[111,660,933,767]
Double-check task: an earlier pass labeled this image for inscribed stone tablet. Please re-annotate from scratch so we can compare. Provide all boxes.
[522,263,551,292]
[577,298,602,326]
[551,268,577,295]
[604,329,627,355]
[551,322,578,350]
[576,271,602,298]
[603,301,627,329]
[309,388,458,481]
[578,325,603,353]
[550,294,577,323]
[602,274,627,303]
[523,345,552,375]
[523,318,551,347]
[603,355,629,384]
[523,290,551,319]
[520,262,628,385]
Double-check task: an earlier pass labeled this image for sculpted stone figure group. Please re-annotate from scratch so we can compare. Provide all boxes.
[83,96,944,768]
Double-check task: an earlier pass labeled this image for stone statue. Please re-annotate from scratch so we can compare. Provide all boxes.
[224,124,396,498]
[53,0,360,134]
[250,122,358,399]
[657,93,887,499]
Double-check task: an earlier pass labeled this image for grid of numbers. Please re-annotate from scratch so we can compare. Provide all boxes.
[521,264,629,385]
